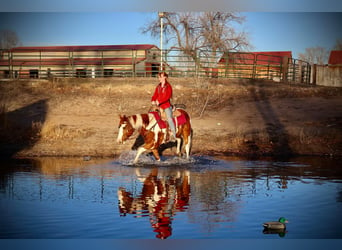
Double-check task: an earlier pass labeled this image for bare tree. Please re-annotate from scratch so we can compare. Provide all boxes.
[0,29,20,50]
[333,39,342,50]
[198,12,250,52]
[142,12,251,69]
[298,47,329,65]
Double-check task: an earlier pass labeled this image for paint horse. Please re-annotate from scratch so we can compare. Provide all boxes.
[117,108,192,164]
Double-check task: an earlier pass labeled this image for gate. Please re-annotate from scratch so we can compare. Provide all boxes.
[286,58,311,84]
[164,50,287,81]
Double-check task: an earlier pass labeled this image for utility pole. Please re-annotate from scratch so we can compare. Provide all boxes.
[158,12,165,71]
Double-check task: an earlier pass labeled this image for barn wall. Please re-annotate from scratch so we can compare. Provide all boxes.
[314,65,342,87]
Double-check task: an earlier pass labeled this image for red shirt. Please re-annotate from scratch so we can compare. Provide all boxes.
[151,82,173,109]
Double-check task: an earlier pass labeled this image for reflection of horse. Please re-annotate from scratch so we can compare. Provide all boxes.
[117,108,192,163]
[117,168,190,239]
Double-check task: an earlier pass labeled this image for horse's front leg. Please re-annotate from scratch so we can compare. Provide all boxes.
[184,134,192,159]
[151,149,160,161]
[133,146,147,164]
[176,138,182,156]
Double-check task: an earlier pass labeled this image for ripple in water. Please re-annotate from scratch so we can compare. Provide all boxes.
[116,150,221,170]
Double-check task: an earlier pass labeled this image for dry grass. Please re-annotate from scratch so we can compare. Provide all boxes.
[40,122,95,140]
[1,78,342,157]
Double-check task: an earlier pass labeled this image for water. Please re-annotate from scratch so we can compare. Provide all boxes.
[0,153,341,239]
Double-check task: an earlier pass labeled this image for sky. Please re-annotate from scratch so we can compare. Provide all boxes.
[0,2,341,59]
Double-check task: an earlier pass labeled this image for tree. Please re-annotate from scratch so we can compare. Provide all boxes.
[333,39,342,50]
[0,29,20,50]
[198,12,250,52]
[298,46,329,65]
[142,12,251,69]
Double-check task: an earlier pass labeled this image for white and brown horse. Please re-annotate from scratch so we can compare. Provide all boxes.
[117,108,192,164]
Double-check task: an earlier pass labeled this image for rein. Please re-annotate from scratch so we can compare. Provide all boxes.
[147,121,158,131]
[147,105,163,131]
[125,116,140,139]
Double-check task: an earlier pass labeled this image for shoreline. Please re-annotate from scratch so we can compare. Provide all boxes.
[1,78,341,159]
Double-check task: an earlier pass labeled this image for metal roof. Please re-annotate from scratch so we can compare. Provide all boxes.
[219,51,292,65]
[0,57,146,67]
[328,50,342,65]
[10,44,159,52]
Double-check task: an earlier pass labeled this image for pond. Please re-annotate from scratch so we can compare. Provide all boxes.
[0,152,341,239]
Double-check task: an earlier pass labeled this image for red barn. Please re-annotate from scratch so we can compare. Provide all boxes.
[0,44,163,78]
[328,50,342,66]
[218,51,292,80]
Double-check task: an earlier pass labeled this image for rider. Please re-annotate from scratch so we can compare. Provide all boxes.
[151,72,177,141]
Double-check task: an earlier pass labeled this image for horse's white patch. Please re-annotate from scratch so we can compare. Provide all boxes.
[128,114,145,130]
[117,123,126,143]
[145,113,157,131]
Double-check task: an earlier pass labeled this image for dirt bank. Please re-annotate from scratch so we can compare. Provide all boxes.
[1,78,341,159]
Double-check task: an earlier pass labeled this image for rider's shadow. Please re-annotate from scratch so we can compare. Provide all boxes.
[131,134,177,156]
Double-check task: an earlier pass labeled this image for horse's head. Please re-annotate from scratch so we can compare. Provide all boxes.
[117,115,135,144]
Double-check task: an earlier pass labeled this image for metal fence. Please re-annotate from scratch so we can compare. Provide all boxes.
[288,58,312,84]
[0,48,311,83]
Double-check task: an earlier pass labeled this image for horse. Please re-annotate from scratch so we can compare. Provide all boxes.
[116,107,192,164]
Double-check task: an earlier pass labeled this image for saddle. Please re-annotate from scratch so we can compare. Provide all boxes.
[149,105,187,130]
[157,107,182,120]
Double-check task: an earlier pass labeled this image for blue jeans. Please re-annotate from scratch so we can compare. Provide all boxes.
[164,107,176,136]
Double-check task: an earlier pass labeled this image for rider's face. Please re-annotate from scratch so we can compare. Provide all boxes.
[159,74,166,82]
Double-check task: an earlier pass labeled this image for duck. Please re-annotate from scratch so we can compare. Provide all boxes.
[263,217,288,230]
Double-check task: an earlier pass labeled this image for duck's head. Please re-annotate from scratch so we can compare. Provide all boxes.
[278,217,289,224]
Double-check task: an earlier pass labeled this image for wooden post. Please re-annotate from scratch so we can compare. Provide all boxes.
[282,56,289,83]
[311,64,317,85]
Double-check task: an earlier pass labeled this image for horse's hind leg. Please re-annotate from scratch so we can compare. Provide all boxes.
[182,127,192,159]
[134,146,147,164]
[184,134,192,159]
[176,138,182,156]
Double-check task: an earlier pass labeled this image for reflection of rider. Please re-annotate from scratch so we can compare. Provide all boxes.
[117,168,190,239]
[151,72,177,140]
[151,196,173,239]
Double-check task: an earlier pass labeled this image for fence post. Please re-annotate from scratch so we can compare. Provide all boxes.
[311,64,317,85]
[101,50,104,77]
[7,51,12,79]
[282,56,289,83]
[292,59,296,82]
[252,54,257,79]
[306,62,311,84]
[224,52,229,78]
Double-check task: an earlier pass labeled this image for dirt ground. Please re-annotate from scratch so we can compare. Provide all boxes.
[1,77,341,159]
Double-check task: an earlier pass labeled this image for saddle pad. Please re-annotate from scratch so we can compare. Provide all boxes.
[149,111,187,129]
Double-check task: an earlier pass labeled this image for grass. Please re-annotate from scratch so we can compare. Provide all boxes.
[40,122,95,140]
[1,78,342,157]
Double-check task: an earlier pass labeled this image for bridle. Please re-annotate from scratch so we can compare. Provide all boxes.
[119,119,135,142]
